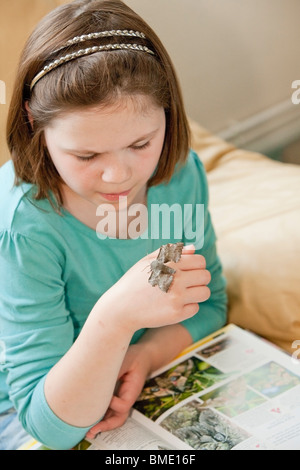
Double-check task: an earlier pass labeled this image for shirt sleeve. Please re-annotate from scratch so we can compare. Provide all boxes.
[0,230,92,449]
[180,153,228,341]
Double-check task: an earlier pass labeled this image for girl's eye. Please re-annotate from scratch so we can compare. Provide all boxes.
[131,141,150,151]
[74,141,151,160]
[75,154,97,162]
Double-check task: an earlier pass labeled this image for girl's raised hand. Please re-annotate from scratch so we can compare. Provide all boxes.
[98,245,211,334]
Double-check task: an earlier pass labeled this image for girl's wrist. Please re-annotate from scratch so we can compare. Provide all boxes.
[126,342,156,379]
[138,324,193,374]
[92,292,136,340]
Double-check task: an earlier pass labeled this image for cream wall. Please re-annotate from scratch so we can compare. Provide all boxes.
[125,0,300,151]
[1,0,300,165]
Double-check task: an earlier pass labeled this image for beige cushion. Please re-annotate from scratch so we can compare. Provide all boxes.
[190,119,300,354]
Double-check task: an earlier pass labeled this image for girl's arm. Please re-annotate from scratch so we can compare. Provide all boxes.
[44,246,210,428]
[86,323,193,438]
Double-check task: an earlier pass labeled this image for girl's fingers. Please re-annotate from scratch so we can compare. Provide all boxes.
[181,244,195,254]
[185,285,211,304]
[181,268,211,288]
[181,286,211,319]
[176,254,206,270]
[86,411,128,438]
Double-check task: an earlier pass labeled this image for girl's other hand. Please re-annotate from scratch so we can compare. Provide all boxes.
[85,343,151,438]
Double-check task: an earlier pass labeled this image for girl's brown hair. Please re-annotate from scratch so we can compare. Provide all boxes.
[7,0,190,208]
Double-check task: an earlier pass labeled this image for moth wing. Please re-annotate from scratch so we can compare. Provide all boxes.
[172,242,184,263]
[157,273,174,293]
[157,242,184,263]
[148,271,158,287]
[148,260,164,287]
[160,264,176,275]
[156,245,168,262]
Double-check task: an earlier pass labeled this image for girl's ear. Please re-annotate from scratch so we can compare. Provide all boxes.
[25,101,34,129]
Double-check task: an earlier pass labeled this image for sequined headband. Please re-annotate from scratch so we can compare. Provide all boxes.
[30,30,155,91]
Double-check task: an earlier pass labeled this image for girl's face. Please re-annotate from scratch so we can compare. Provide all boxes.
[44,95,166,217]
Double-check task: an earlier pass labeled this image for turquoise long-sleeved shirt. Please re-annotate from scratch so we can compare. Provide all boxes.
[0,150,227,449]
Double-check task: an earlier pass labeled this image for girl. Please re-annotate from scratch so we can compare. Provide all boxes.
[0,0,227,450]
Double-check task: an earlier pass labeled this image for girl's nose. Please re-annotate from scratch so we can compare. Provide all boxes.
[101,154,131,184]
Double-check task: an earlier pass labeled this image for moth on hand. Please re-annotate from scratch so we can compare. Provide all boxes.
[148,242,184,293]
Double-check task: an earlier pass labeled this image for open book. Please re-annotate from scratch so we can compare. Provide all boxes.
[22,324,300,450]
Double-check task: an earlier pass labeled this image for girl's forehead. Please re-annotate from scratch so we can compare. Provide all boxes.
[49,94,164,127]
[44,96,166,151]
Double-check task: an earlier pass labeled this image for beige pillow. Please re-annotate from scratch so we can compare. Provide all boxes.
[190,119,300,354]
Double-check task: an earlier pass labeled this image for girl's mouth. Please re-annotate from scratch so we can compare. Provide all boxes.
[99,189,131,201]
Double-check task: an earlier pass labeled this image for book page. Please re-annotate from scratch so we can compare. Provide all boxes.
[24,325,300,450]
[87,416,176,450]
[123,325,300,450]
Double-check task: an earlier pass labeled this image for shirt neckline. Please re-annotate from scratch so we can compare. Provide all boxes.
[61,187,154,245]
